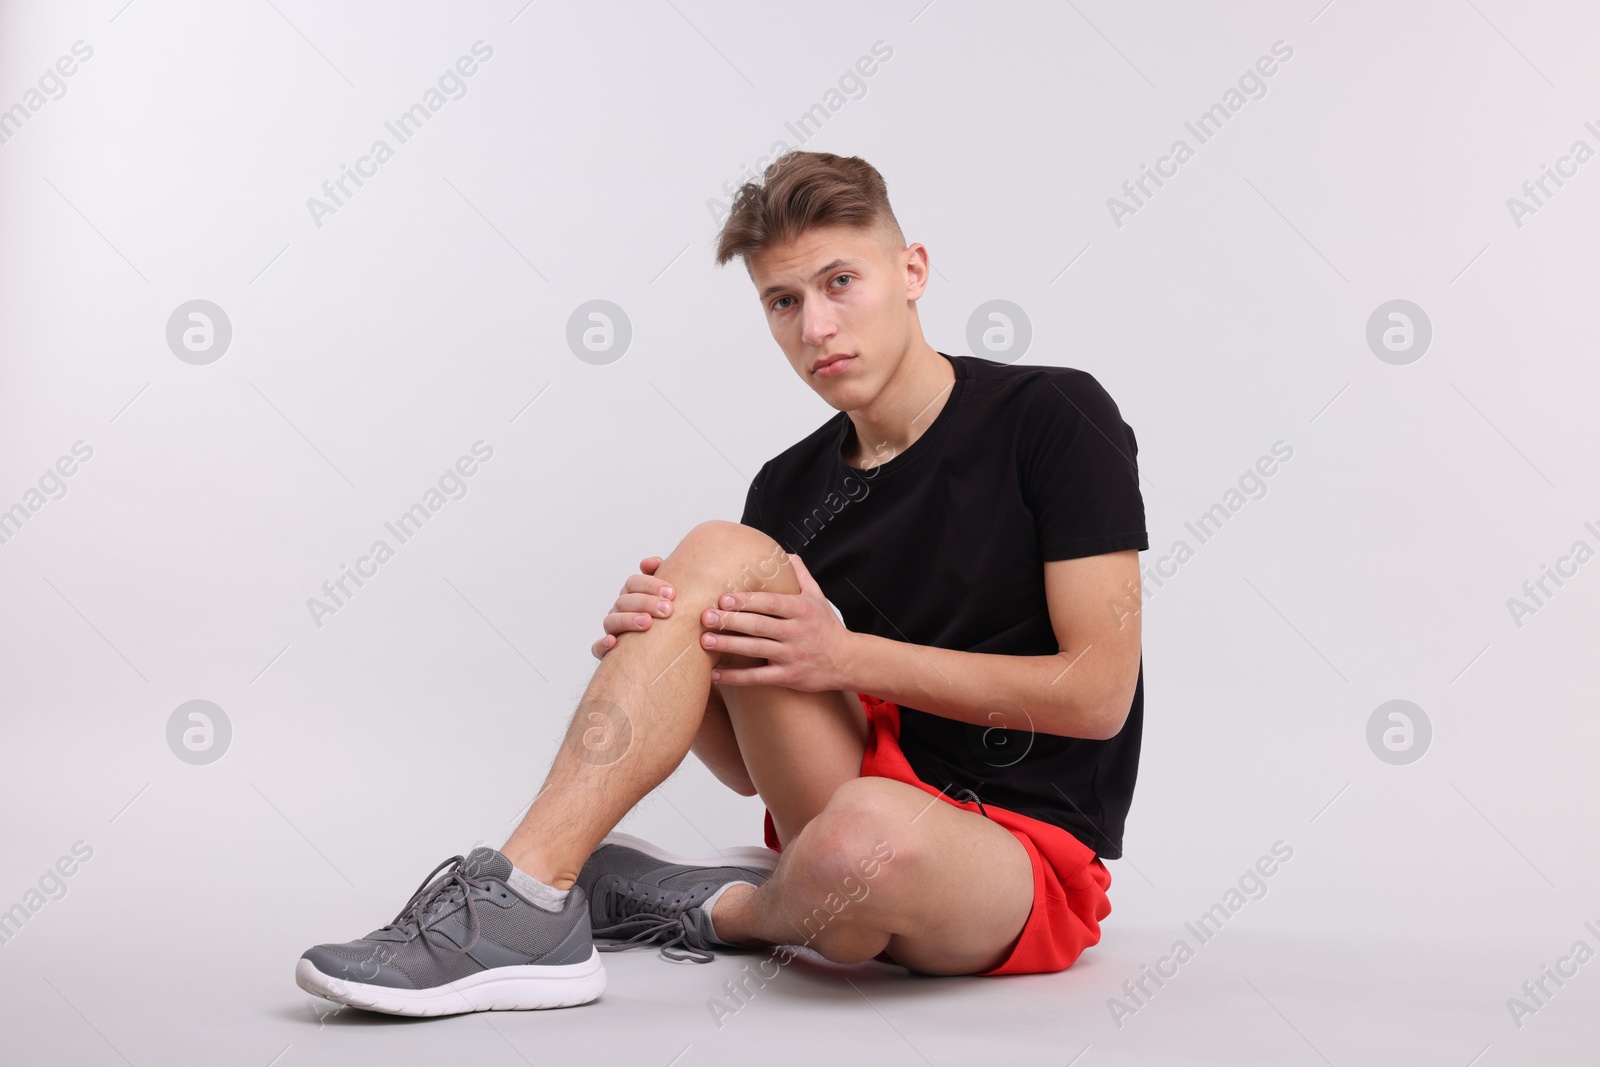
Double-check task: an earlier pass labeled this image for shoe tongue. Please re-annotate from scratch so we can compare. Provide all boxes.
[461,845,512,883]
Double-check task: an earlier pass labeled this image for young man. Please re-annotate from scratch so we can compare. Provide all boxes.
[294,151,1148,1016]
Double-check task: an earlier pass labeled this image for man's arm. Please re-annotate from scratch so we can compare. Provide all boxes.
[836,549,1142,741]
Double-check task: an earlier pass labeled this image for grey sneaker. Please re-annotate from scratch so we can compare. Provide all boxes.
[578,831,778,963]
[295,846,604,1016]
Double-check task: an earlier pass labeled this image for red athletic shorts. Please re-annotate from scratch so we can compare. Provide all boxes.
[759,693,1112,976]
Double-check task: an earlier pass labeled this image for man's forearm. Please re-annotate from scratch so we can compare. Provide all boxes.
[838,631,1134,741]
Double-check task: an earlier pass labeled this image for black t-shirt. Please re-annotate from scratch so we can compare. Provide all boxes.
[739,352,1149,858]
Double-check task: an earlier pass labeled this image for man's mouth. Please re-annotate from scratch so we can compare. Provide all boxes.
[812,354,856,378]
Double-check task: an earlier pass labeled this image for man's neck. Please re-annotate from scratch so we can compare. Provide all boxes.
[842,343,956,469]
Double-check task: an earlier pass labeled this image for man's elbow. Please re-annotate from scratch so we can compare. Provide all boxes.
[1082,660,1140,739]
[1039,697,1126,741]
[1066,687,1134,741]
[1086,704,1130,741]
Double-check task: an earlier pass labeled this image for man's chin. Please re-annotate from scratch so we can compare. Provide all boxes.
[814,381,871,412]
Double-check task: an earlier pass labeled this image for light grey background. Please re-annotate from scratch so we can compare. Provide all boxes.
[2,1,1597,1064]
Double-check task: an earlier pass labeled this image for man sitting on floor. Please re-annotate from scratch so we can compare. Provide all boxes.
[294,149,1149,1016]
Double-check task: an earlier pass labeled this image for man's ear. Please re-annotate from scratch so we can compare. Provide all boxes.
[901,242,932,299]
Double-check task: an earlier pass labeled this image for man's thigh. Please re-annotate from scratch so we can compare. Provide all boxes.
[688,684,759,795]
[689,653,867,846]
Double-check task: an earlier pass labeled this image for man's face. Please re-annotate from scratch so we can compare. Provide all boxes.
[747,223,919,411]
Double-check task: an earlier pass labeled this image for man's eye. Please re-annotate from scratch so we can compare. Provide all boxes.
[772,296,793,311]
[831,274,853,289]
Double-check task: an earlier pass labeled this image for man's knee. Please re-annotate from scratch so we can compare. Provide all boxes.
[796,777,918,891]
[668,520,797,599]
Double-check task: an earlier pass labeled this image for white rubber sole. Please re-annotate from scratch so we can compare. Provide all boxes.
[597,829,779,875]
[295,951,607,1017]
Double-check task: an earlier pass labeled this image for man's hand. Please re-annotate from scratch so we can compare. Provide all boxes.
[591,556,675,660]
[701,554,855,693]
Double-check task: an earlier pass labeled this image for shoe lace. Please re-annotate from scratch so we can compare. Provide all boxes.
[377,854,493,954]
[592,882,715,964]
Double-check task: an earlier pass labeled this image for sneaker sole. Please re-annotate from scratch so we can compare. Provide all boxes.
[295,951,606,1017]
[596,830,779,875]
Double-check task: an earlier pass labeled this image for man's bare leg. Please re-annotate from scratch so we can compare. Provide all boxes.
[500,519,836,889]
[658,544,1033,975]
[700,659,868,845]
[711,776,1037,975]
[695,635,1036,975]
[499,518,1032,976]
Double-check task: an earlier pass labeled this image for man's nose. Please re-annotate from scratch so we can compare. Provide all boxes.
[800,299,836,346]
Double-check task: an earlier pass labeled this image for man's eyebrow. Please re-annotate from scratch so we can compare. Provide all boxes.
[759,258,860,300]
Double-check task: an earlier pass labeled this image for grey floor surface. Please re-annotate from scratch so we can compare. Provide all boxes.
[4,916,1592,1065]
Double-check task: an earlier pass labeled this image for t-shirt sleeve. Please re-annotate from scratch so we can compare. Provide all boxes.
[1017,370,1149,561]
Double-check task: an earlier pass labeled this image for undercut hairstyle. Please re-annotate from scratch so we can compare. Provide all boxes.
[714,150,906,267]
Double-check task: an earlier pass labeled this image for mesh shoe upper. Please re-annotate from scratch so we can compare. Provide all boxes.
[302,847,593,990]
[578,842,770,963]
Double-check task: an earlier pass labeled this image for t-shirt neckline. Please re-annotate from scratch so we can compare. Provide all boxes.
[835,351,965,478]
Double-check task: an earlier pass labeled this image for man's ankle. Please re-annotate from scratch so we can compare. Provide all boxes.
[705,880,762,945]
[499,844,579,892]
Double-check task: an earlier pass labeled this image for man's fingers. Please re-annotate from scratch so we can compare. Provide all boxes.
[700,630,780,659]
[613,591,673,618]
[710,590,793,617]
[622,573,674,600]
[711,664,783,687]
[603,610,655,638]
[703,608,782,639]
[595,559,672,659]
